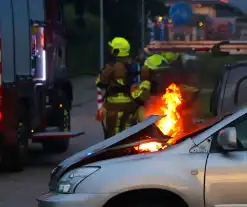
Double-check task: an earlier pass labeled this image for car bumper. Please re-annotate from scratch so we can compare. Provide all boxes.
[37,191,112,207]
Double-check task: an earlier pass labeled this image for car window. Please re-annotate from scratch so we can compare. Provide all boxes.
[234,118,247,148]
[236,77,247,105]
[210,115,247,152]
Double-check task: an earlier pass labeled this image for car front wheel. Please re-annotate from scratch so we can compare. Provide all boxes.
[110,200,186,207]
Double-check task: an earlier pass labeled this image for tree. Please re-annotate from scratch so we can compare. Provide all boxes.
[63,0,168,56]
[73,0,168,52]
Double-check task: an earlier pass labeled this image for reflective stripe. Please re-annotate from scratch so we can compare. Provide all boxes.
[150,65,170,71]
[180,84,199,92]
[113,43,124,47]
[115,112,124,134]
[125,114,133,129]
[96,75,100,84]
[107,93,132,103]
[116,79,124,85]
[188,87,199,92]
[139,80,151,90]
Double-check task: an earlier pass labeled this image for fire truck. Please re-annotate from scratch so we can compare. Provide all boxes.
[0,0,83,172]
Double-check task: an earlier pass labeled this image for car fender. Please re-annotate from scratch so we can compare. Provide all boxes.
[75,150,207,207]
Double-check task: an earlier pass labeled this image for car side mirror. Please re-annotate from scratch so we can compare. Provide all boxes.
[217,127,237,150]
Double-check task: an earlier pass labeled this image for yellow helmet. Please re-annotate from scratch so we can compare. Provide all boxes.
[161,52,180,64]
[108,37,130,57]
[144,54,165,70]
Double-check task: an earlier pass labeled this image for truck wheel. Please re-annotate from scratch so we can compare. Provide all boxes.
[1,121,28,172]
[42,106,71,154]
[42,139,69,154]
[63,108,71,131]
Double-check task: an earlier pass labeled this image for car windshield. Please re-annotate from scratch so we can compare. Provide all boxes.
[166,112,232,144]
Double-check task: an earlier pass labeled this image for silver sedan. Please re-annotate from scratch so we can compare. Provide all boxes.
[37,107,247,207]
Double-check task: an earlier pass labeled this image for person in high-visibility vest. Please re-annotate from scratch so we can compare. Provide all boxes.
[131,54,167,121]
[96,37,138,138]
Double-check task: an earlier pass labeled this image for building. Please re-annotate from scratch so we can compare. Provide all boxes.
[163,0,247,40]
[165,0,245,17]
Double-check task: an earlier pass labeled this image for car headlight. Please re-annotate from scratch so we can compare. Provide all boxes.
[57,167,100,194]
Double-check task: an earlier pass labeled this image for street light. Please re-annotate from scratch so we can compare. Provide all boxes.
[158,16,163,22]
[198,21,204,27]
[100,0,104,68]
[141,0,145,50]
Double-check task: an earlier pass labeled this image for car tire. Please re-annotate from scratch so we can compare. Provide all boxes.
[117,201,185,207]
[0,121,28,172]
[42,105,71,154]
[124,202,163,207]
[42,139,69,154]
[108,195,187,207]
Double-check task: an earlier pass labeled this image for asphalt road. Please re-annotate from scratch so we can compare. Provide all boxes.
[0,76,104,207]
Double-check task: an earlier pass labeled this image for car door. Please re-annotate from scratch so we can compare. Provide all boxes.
[205,116,247,207]
[213,61,247,115]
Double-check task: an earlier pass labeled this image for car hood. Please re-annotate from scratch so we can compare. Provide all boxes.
[51,115,163,180]
[84,138,195,168]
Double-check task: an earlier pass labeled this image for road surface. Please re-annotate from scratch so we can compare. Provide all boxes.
[0,76,104,207]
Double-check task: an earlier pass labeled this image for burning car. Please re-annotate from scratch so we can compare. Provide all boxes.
[37,102,247,206]
[37,43,247,206]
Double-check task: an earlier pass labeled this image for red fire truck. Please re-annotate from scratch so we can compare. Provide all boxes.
[0,0,83,172]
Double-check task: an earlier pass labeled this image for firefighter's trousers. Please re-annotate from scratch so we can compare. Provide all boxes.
[104,102,138,139]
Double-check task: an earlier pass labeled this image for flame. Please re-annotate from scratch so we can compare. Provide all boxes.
[134,141,167,152]
[133,84,183,153]
[157,84,183,137]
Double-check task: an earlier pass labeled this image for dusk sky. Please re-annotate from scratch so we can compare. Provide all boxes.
[229,0,247,12]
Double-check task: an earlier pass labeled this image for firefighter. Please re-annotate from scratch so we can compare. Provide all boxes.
[96,37,138,138]
[131,54,167,122]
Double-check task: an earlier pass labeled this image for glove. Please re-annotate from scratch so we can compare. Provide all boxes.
[96,107,106,121]
[131,86,142,99]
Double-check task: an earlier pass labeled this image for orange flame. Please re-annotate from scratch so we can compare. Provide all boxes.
[134,141,167,152]
[157,84,183,137]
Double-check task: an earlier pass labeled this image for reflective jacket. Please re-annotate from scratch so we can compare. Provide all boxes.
[96,57,136,105]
